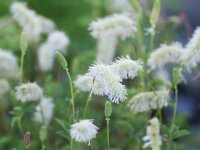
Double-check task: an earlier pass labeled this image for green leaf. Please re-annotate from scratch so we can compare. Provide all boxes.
[55,119,68,131]
[56,130,70,141]
[172,129,190,139]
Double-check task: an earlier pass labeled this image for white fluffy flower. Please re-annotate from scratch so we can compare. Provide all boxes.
[128,90,169,113]
[10,2,55,42]
[34,97,54,125]
[87,63,127,103]
[143,117,162,150]
[70,119,98,143]
[47,31,70,53]
[89,13,136,39]
[15,82,43,102]
[38,31,69,72]
[148,42,184,70]
[0,48,19,79]
[182,27,200,71]
[38,44,55,71]
[74,75,93,92]
[111,56,143,79]
[96,37,118,64]
[0,79,10,96]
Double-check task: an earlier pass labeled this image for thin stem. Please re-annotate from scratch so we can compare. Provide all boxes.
[70,139,73,150]
[149,33,155,53]
[65,69,75,121]
[106,118,110,150]
[20,53,25,83]
[17,117,24,137]
[168,85,178,150]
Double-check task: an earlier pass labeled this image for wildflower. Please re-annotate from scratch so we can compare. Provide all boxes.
[74,75,93,92]
[38,31,69,72]
[34,97,54,125]
[0,48,19,79]
[0,79,10,96]
[89,13,136,39]
[87,63,127,103]
[143,117,162,150]
[111,56,143,79]
[15,82,43,102]
[70,119,98,143]
[147,42,184,70]
[10,1,55,42]
[47,31,70,53]
[38,44,55,71]
[182,27,200,71]
[128,90,169,113]
[96,37,118,64]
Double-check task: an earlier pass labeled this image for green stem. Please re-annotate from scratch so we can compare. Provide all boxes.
[149,33,155,53]
[168,85,178,149]
[65,69,75,121]
[17,117,24,137]
[106,118,110,150]
[20,53,25,83]
[70,139,73,150]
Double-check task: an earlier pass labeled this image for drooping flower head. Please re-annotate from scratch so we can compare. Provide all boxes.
[0,79,10,96]
[87,63,127,103]
[182,27,200,71]
[128,90,170,113]
[0,48,19,79]
[70,119,98,143]
[34,97,54,125]
[38,31,70,72]
[111,56,143,79]
[10,1,55,42]
[15,82,43,102]
[96,37,118,64]
[147,42,184,70]
[143,117,162,150]
[89,13,136,39]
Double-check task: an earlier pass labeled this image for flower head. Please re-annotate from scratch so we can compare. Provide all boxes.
[0,79,10,96]
[128,90,169,113]
[182,27,200,71]
[89,13,136,39]
[0,48,19,79]
[34,97,54,125]
[15,82,43,102]
[70,119,98,143]
[143,117,162,150]
[10,2,55,42]
[111,56,143,79]
[147,42,184,70]
[87,63,127,103]
[74,75,93,92]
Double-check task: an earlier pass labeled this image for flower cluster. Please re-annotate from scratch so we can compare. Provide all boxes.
[147,42,184,70]
[0,48,19,79]
[128,90,170,113]
[34,97,54,125]
[70,119,98,143]
[182,27,200,71]
[143,117,162,150]
[74,56,143,103]
[38,31,69,72]
[15,82,43,102]
[10,1,55,42]
[89,13,136,40]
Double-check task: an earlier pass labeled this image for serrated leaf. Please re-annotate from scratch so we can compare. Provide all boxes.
[172,129,190,139]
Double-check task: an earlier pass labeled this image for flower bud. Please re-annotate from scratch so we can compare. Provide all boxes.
[20,31,28,55]
[56,51,68,70]
[105,101,112,118]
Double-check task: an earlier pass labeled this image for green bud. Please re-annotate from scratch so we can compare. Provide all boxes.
[40,126,47,142]
[150,0,160,29]
[129,0,142,16]
[20,31,28,55]
[105,101,112,118]
[56,51,68,70]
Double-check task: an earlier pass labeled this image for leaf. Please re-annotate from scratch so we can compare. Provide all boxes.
[55,119,68,131]
[56,130,70,141]
[172,129,190,139]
